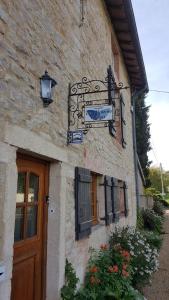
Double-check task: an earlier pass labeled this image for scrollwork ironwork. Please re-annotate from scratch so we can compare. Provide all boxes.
[70,77,109,96]
[67,67,129,142]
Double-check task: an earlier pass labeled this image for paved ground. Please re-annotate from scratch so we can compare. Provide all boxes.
[143,210,169,300]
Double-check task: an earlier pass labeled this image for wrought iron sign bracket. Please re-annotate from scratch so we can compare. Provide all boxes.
[67,66,129,144]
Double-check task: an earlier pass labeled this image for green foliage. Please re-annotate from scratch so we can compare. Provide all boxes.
[61,259,79,300]
[137,209,144,230]
[61,221,164,299]
[144,187,161,198]
[142,209,163,233]
[161,198,169,207]
[135,93,151,185]
[76,245,145,300]
[143,230,163,251]
[81,246,133,300]
[76,285,144,300]
[164,193,169,201]
[110,227,159,287]
[153,200,165,217]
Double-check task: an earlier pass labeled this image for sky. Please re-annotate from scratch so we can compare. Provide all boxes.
[132,0,169,171]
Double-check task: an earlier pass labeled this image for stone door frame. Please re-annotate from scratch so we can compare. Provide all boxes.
[0,124,67,300]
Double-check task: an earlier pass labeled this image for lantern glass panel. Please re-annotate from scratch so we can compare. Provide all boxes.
[41,79,52,99]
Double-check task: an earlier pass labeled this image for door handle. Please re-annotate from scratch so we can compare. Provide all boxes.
[45,196,50,204]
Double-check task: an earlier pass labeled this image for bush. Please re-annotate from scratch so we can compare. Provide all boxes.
[144,187,161,198]
[161,199,169,207]
[61,259,79,300]
[142,230,163,251]
[76,245,145,300]
[61,226,161,299]
[110,227,159,287]
[153,200,164,217]
[142,209,163,233]
[77,285,145,300]
[81,245,133,299]
[153,194,163,201]
[137,209,144,230]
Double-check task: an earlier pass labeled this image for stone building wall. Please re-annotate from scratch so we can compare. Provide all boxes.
[0,0,137,299]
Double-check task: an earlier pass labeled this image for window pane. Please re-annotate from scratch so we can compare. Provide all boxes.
[14,207,24,242]
[119,181,125,214]
[27,206,38,238]
[91,174,97,225]
[28,173,39,202]
[16,172,26,203]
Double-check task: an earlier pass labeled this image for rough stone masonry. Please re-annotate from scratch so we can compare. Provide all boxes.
[0,0,137,299]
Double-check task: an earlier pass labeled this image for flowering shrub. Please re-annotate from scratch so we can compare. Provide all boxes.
[61,220,164,299]
[61,241,149,299]
[76,244,146,299]
[143,230,163,251]
[110,227,159,287]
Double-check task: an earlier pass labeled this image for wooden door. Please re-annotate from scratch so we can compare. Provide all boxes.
[11,156,49,300]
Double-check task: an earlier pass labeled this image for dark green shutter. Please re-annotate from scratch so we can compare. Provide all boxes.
[75,167,92,240]
[112,178,120,222]
[123,181,129,217]
[120,95,127,148]
[104,176,113,225]
[108,65,116,137]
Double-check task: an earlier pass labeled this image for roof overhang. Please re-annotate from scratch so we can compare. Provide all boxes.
[105,0,149,92]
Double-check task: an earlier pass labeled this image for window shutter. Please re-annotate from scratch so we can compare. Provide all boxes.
[123,181,129,217]
[120,95,127,148]
[75,167,92,240]
[104,176,113,225]
[112,178,120,222]
[107,65,116,137]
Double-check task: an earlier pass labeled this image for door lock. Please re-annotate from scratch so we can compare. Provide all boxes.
[45,196,50,204]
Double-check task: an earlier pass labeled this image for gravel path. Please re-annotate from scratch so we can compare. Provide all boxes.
[143,210,169,300]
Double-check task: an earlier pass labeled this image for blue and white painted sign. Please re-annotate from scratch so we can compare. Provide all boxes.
[85,105,112,122]
[68,130,83,144]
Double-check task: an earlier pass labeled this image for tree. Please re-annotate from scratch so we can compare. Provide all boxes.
[149,167,169,194]
[135,93,151,185]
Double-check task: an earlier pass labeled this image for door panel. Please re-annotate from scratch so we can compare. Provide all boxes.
[12,256,35,300]
[11,156,49,300]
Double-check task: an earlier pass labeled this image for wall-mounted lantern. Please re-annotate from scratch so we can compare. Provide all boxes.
[40,71,57,107]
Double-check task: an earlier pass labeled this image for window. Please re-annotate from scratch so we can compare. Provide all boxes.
[120,95,127,148]
[118,180,126,216]
[91,173,98,225]
[75,167,100,240]
[104,177,129,225]
[115,180,128,217]
[109,92,127,148]
[75,167,92,240]
[75,168,129,240]
[109,35,127,148]
[15,172,39,242]
[114,95,122,144]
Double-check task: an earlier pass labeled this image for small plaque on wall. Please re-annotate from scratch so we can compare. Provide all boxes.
[67,130,83,144]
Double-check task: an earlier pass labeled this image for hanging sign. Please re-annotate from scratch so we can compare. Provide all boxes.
[67,130,83,144]
[84,105,112,122]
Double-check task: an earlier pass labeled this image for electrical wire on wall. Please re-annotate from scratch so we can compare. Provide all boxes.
[149,89,169,94]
